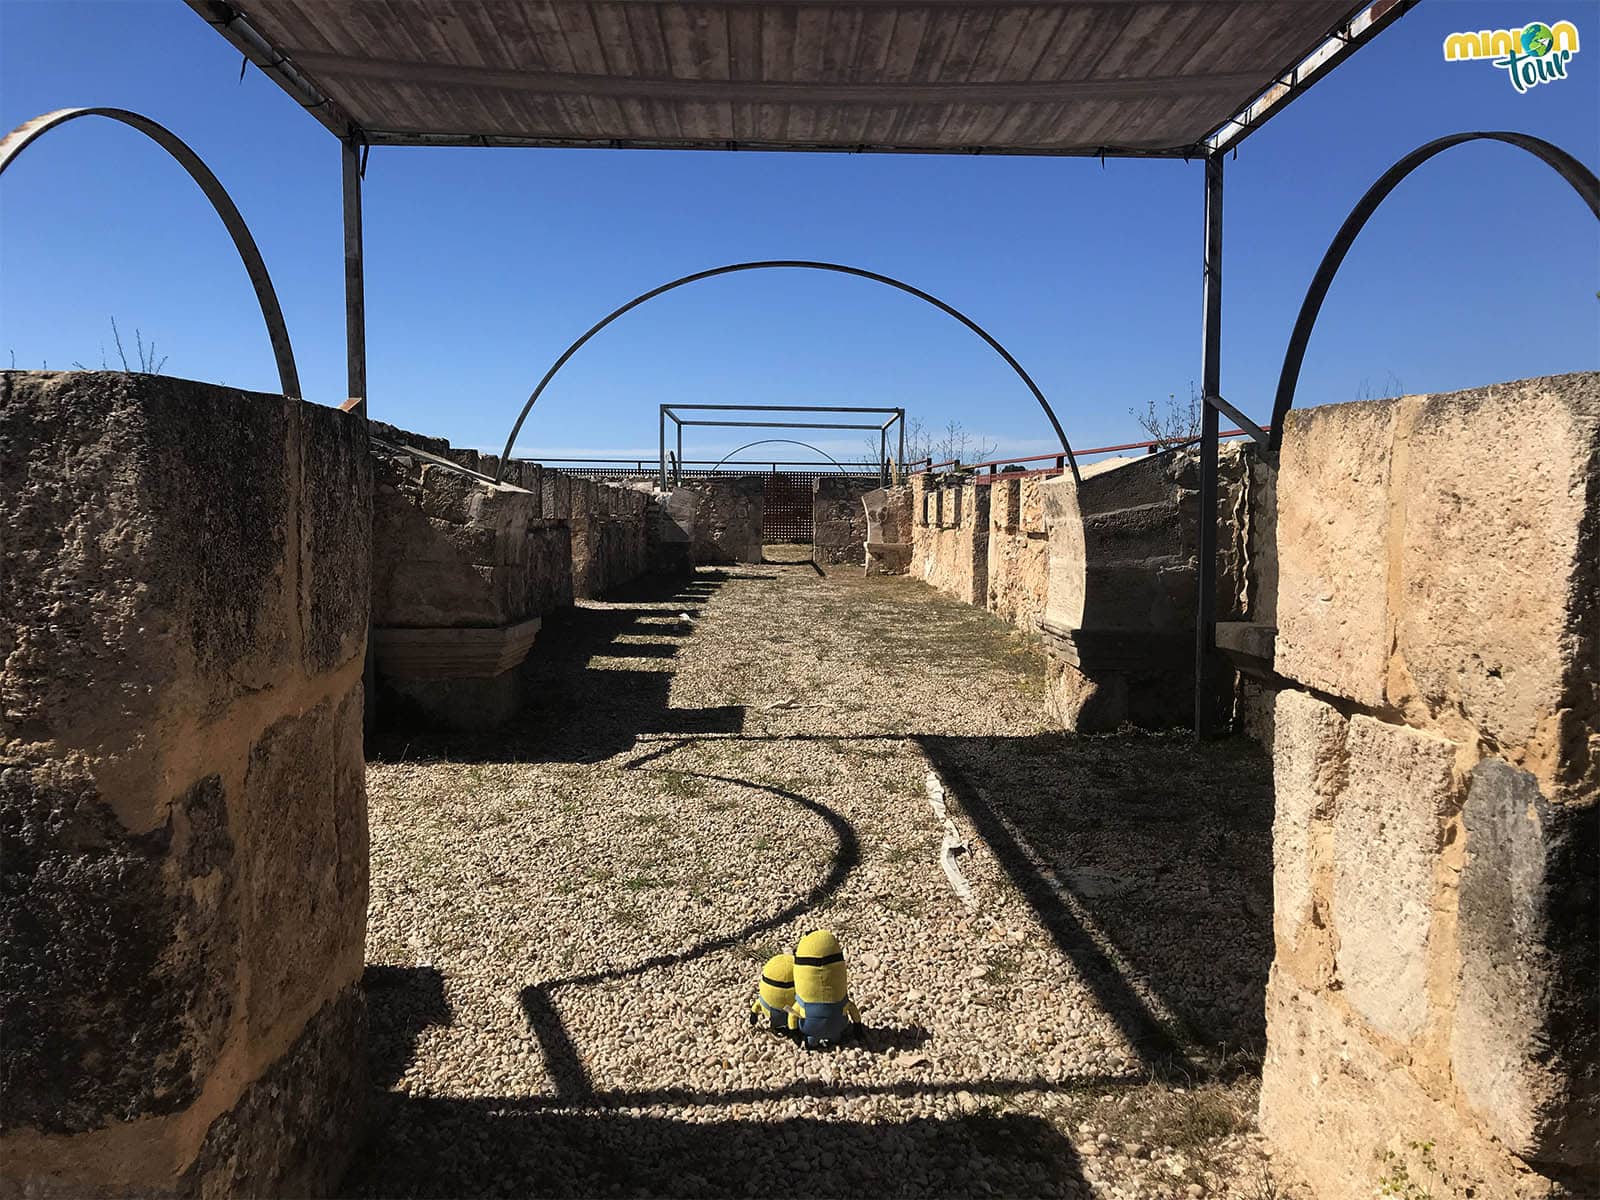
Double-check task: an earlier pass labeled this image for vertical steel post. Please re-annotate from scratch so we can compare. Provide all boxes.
[676,420,683,486]
[896,408,905,483]
[1195,153,1224,738]
[880,427,888,486]
[658,408,667,488]
[341,136,366,414]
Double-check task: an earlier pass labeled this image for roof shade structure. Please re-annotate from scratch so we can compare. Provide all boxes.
[189,0,1409,156]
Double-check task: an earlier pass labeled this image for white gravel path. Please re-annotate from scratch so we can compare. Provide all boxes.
[346,551,1303,1200]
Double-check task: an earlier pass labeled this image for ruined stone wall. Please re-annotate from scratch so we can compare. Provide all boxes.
[0,372,370,1198]
[1258,374,1599,1199]
[1035,447,1248,731]
[863,484,913,575]
[909,474,989,605]
[985,475,1050,631]
[812,477,875,568]
[642,485,700,575]
[683,477,764,565]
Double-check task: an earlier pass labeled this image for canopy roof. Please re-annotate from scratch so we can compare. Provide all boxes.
[190,1,1407,157]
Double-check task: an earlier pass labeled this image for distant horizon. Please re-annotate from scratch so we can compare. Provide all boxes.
[2,1,1597,464]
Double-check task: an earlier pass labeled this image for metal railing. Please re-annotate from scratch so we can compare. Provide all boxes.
[907,427,1269,483]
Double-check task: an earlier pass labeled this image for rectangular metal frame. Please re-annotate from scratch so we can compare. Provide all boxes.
[659,404,905,489]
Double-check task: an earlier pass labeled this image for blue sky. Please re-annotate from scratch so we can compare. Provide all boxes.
[2,1,1596,464]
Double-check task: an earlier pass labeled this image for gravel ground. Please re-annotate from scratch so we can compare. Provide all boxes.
[348,549,1304,1200]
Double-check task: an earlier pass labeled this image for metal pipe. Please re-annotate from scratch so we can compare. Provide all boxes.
[341,135,366,413]
[492,260,1077,484]
[709,438,850,472]
[1195,154,1224,739]
[676,421,683,486]
[658,407,667,488]
[0,107,301,398]
[897,409,905,483]
[1271,131,1599,449]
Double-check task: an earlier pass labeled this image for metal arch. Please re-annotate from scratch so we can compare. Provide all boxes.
[1269,131,1599,450]
[709,438,851,473]
[494,259,1077,485]
[0,107,302,399]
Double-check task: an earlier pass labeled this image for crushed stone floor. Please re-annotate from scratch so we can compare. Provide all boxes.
[347,548,1298,1200]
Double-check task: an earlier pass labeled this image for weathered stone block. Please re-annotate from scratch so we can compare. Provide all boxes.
[1274,399,1398,707]
[1332,715,1455,1042]
[1453,759,1599,1165]
[242,687,367,1041]
[1394,375,1600,757]
[0,372,368,1196]
[1270,690,1346,981]
[1260,973,1551,1200]
[684,477,764,564]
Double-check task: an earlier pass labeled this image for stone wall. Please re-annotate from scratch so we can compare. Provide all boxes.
[1036,447,1248,731]
[642,485,700,575]
[909,474,990,605]
[0,372,370,1197]
[369,443,552,729]
[1257,374,1599,1199]
[683,477,764,565]
[985,474,1050,631]
[812,477,876,568]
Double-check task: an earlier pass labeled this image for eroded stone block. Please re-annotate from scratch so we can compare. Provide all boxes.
[1332,715,1455,1042]
[1395,375,1600,754]
[1271,690,1347,962]
[1275,399,1398,707]
[1453,759,1599,1165]
[242,687,367,1041]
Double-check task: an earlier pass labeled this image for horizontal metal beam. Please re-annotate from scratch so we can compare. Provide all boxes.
[664,403,902,415]
[679,420,884,430]
[359,128,1194,157]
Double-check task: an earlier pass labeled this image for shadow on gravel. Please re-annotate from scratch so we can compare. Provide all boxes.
[341,1104,1090,1199]
[362,965,453,1090]
[917,728,1275,1083]
[519,772,861,1104]
[367,571,747,765]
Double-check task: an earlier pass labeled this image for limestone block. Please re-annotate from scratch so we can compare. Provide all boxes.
[1332,715,1455,1042]
[372,619,542,680]
[1270,690,1347,967]
[1394,375,1600,757]
[1453,759,1599,1165]
[0,762,238,1133]
[301,401,373,674]
[1,372,294,779]
[241,686,367,1041]
[541,470,572,520]
[1275,399,1399,707]
[1260,973,1552,1200]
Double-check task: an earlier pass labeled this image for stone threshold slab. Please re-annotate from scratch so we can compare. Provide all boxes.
[373,618,542,680]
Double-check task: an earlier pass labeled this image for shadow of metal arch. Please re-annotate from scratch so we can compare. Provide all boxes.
[709,438,850,474]
[494,260,1077,485]
[0,107,302,398]
[1268,131,1599,451]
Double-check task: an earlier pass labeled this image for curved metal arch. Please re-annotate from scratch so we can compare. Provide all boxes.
[709,438,850,473]
[0,107,302,398]
[1269,131,1599,450]
[495,260,1077,485]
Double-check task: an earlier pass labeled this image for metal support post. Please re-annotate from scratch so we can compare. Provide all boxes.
[896,408,905,483]
[676,420,683,486]
[879,427,888,486]
[341,135,366,414]
[658,408,667,488]
[1195,153,1224,738]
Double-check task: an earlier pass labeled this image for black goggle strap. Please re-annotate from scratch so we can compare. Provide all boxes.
[760,974,793,989]
[794,953,843,967]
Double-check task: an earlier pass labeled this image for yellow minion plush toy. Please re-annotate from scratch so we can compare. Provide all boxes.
[787,929,862,1050]
[749,953,796,1033]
